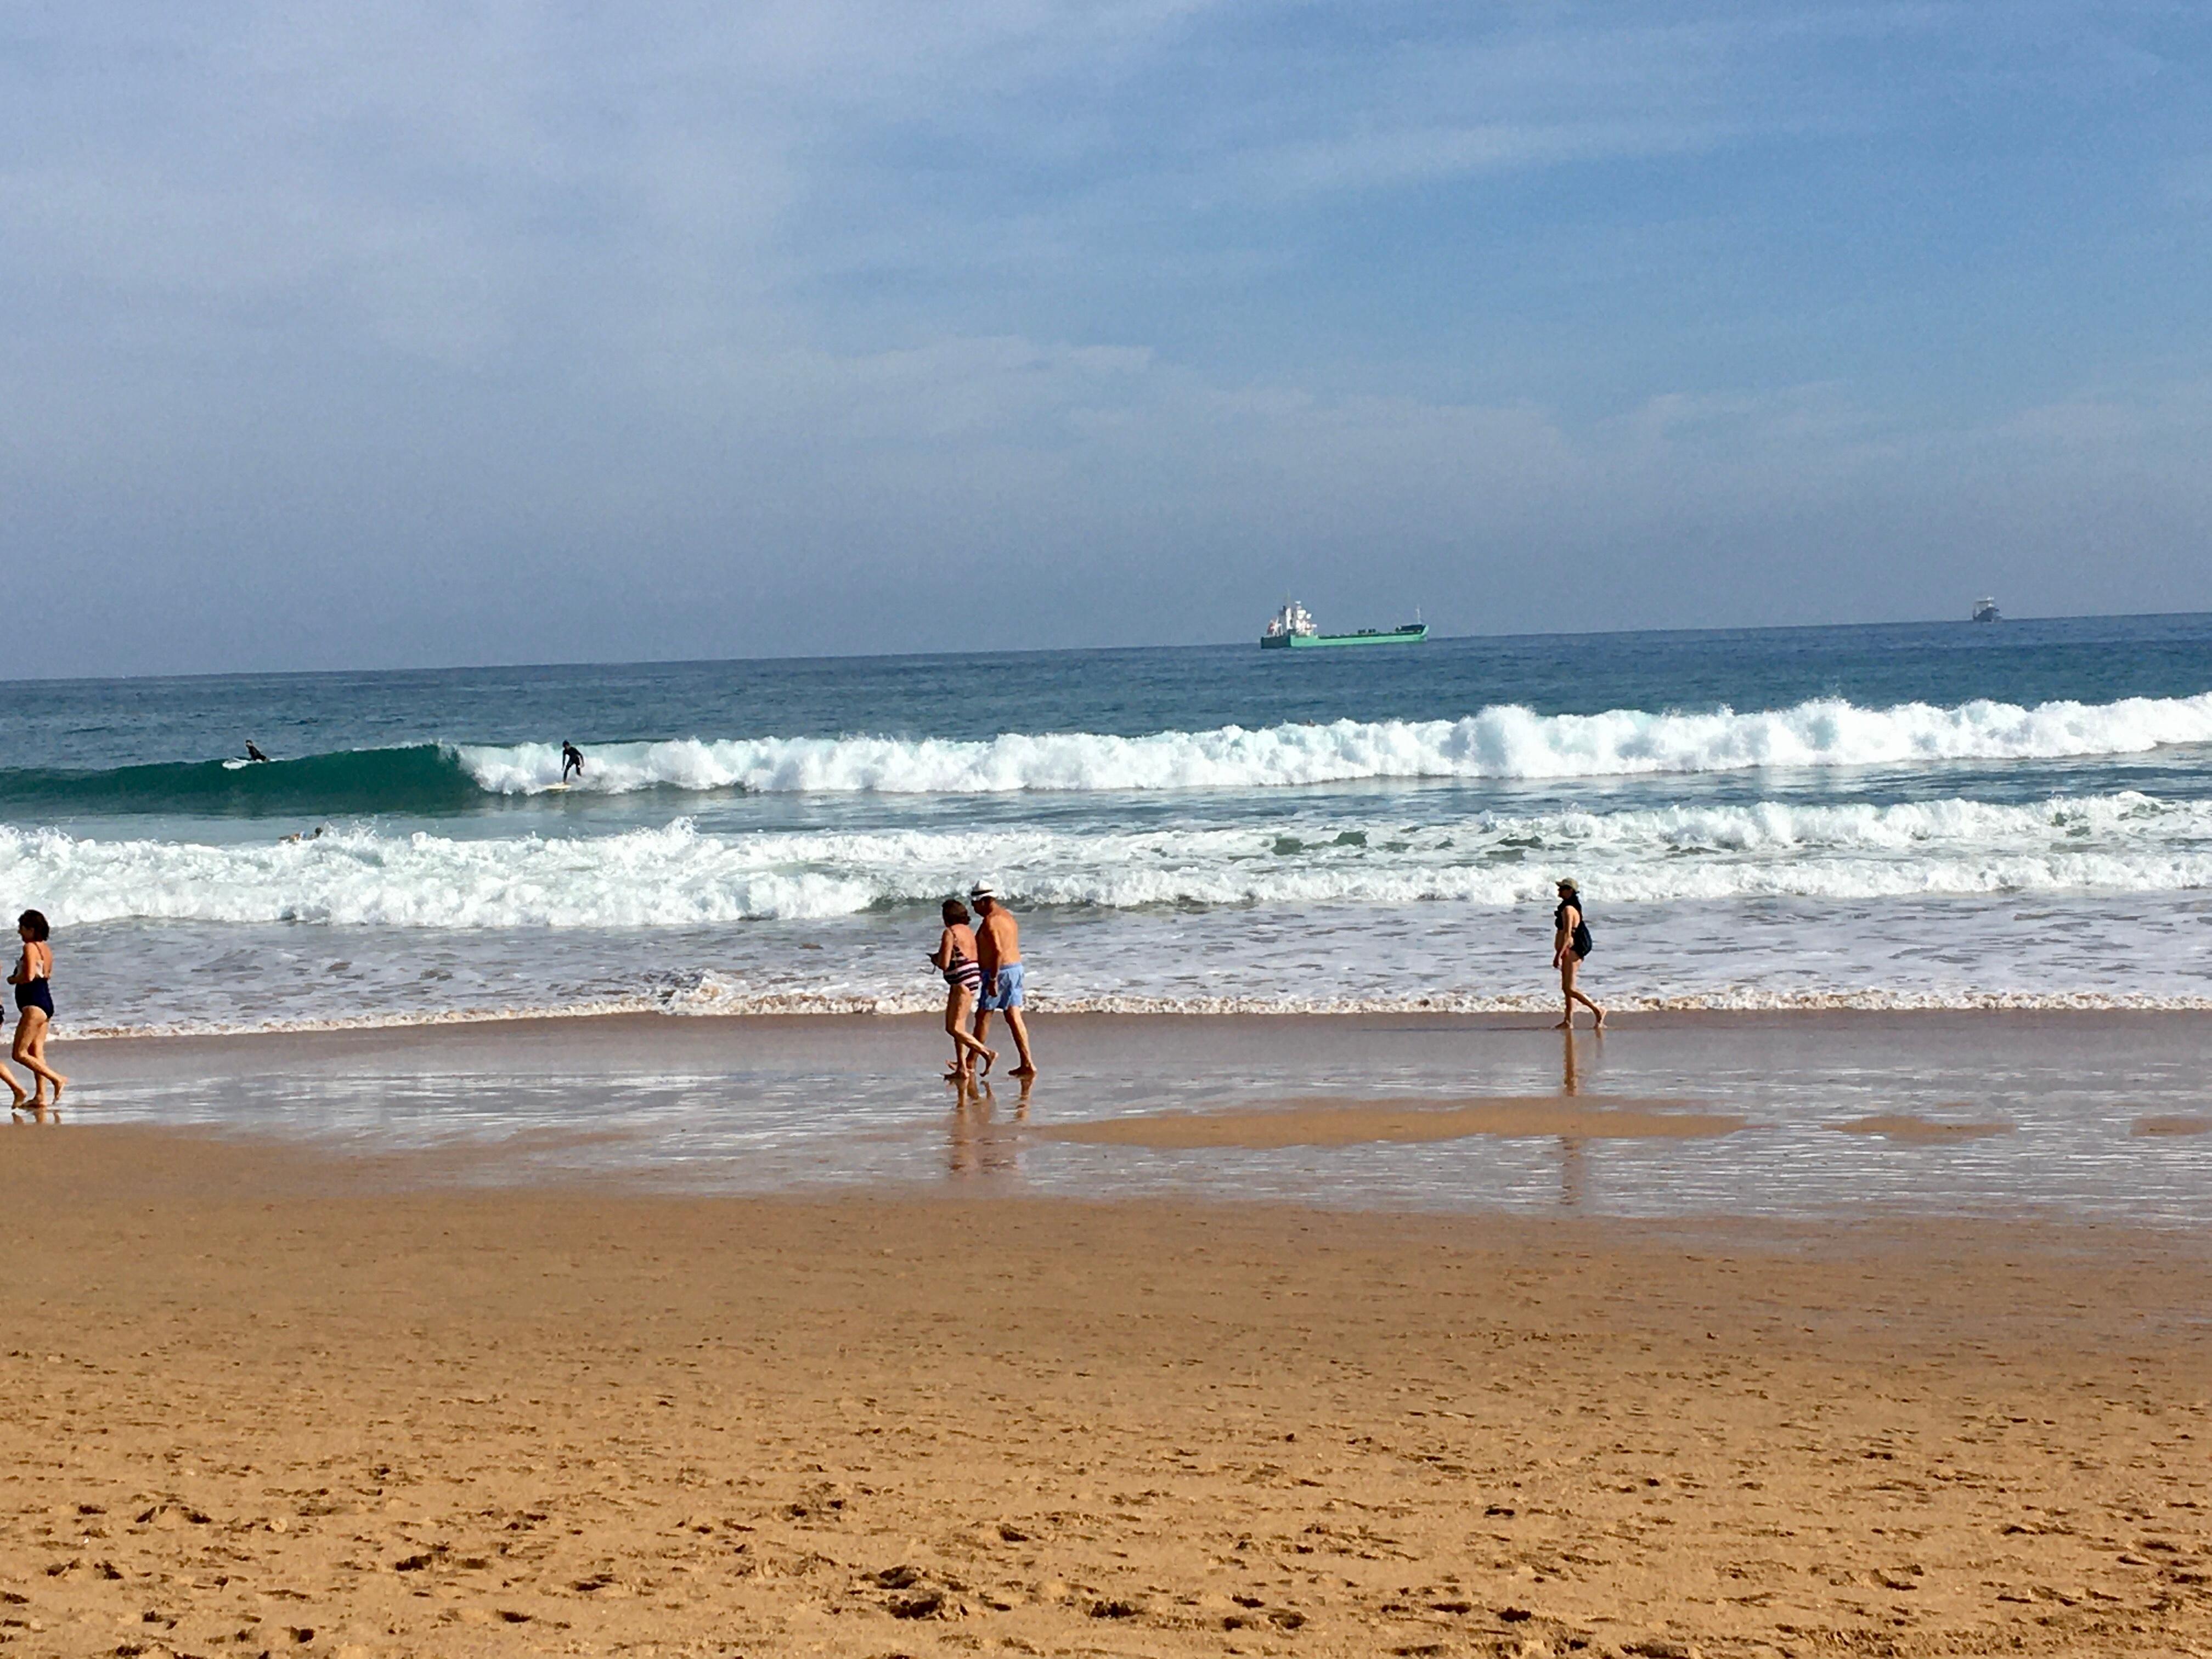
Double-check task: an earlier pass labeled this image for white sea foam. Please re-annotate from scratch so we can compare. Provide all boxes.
[662,983,2212,1018]
[455,691,2212,795]
[59,984,2212,1041]
[0,822,877,928]
[7,789,2209,930]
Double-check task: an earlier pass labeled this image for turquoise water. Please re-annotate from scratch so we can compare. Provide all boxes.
[4,613,2210,1034]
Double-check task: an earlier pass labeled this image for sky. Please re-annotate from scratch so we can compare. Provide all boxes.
[3,1,2210,676]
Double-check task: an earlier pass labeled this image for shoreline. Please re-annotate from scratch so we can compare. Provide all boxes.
[57,999,2212,1056]
[36,1005,2212,1228]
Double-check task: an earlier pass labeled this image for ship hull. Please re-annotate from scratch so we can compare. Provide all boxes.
[1261,625,1428,648]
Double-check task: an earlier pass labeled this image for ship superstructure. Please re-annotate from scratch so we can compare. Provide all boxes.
[1262,601,1318,645]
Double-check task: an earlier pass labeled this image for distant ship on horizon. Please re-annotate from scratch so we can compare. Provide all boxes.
[1972,597,2000,623]
[1261,600,1428,649]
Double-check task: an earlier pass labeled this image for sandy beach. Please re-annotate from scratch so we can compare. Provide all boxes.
[14,0,2212,1650]
[4,1084,2210,1657]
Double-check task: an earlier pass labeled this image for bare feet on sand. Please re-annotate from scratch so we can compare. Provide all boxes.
[979,1048,997,1078]
[1010,1064,1038,1079]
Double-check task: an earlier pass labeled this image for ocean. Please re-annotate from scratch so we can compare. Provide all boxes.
[8,612,2212,1039]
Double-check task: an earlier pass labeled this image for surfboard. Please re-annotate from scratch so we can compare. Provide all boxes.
[544,782,572,793]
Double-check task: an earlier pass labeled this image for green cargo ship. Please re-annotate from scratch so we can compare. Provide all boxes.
[1260,600,1427,649]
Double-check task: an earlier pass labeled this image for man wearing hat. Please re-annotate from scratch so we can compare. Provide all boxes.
[968,882,1036,1076]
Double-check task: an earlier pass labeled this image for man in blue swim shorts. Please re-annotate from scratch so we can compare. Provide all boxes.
[968,883,1036,1077]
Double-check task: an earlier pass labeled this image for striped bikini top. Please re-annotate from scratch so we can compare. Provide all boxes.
[943,930,984,988]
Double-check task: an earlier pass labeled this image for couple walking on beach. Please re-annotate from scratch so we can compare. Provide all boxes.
[930,883,1036,1082]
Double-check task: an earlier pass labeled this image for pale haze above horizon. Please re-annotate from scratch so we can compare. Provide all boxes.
[5,2,2210,678]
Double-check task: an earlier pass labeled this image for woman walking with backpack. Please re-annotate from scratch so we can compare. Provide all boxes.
[1551,879,1604,1031]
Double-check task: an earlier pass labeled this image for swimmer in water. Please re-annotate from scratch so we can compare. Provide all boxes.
[244,741,271,763]
[561,741,585,783]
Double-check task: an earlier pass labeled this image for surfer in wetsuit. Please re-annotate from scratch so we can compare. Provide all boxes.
[244,741,271,763]
[561,741,585,783]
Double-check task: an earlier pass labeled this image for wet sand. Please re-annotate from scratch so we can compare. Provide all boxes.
[3,1125,2210,1657]
[1829,1114,2015,1144]
[50,1008,2212,1224]
[1039,1096,1746,1148]
[61,1003,2212,1077]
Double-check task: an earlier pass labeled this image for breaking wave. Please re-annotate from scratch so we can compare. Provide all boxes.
[8,789,2208,929]
[8,689,2211,817]
[455,691,2212,795]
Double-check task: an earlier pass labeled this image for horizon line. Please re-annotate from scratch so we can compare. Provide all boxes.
[5,607,2207,691]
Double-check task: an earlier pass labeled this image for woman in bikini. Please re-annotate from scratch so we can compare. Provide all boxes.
[7,909,68,1115]
[928,898,998,1081]
[1551,879,1604,1031]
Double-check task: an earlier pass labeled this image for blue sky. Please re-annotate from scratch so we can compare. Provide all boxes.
[3,1,2208,674]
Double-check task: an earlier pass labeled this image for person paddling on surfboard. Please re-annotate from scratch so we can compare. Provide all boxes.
[561,741,585,783]
[244,741,271,763]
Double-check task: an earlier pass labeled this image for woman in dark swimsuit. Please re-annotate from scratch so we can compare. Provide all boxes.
[7,909,67,1113]
[928,899,997,1081]
[1551,879,1604,1031]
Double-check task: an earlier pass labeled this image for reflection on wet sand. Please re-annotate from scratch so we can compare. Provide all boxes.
[1558,1026,1586,1207]
[58,1011,2212,1224]
[946,1073,1035,1179]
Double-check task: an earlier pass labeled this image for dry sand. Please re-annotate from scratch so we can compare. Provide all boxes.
[2,1128,2209,1658]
